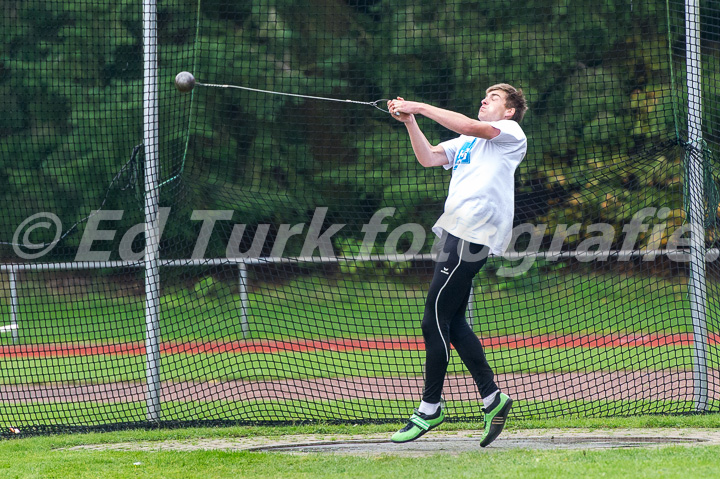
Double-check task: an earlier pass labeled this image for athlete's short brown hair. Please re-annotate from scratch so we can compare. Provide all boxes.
[486,83,528,123]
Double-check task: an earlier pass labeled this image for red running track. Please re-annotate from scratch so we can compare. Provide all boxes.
[1,332,718,358]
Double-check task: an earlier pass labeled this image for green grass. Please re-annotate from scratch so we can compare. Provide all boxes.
[1,271,716,346]
[6,443,720,479]
[3,417,720,478]
[1,345,717,385]
[4,398,719,431]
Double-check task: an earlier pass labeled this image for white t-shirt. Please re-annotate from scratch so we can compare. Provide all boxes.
[432,120,527,255]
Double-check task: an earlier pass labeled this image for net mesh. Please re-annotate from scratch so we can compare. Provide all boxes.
[1,0,720,435]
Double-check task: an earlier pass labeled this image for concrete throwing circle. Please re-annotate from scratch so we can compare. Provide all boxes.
[249,436,707,455]
[64,429,717,455]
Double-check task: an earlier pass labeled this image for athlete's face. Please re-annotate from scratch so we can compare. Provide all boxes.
[478,90,515,122]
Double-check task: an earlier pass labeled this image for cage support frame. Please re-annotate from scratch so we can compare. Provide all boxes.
[685,0,709,412]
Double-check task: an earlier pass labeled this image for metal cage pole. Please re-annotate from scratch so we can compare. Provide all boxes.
[143,0,162,422]
[685,0,709,412]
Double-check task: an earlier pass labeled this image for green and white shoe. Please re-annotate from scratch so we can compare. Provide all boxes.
[479,392,512,447]
[391,406,445,443]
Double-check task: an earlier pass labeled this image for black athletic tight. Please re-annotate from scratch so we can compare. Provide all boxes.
[421,233,498,403]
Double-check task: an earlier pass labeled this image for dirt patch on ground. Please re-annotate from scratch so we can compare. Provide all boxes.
[64,428,720,455]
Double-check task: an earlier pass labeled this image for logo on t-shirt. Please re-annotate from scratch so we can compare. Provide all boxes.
[453,138,477,170]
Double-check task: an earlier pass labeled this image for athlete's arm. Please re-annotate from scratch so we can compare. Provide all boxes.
[403,116,450,168]
[390,100,500,140]
[388,98,448,168]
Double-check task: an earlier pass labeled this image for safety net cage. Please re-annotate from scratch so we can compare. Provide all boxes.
[1,0,720,435]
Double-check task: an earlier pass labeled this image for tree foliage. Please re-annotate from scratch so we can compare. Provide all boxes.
[0,0,696,259]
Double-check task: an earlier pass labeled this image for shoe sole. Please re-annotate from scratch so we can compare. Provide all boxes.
[391,416,445,444]
[480,397,512,448]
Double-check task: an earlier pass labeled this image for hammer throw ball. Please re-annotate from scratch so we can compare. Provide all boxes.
[175,71,196,93]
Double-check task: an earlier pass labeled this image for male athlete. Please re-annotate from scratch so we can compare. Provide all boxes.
[387,84,528,447]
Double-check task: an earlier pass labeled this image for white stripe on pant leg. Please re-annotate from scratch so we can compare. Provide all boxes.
[434,239,466,363]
